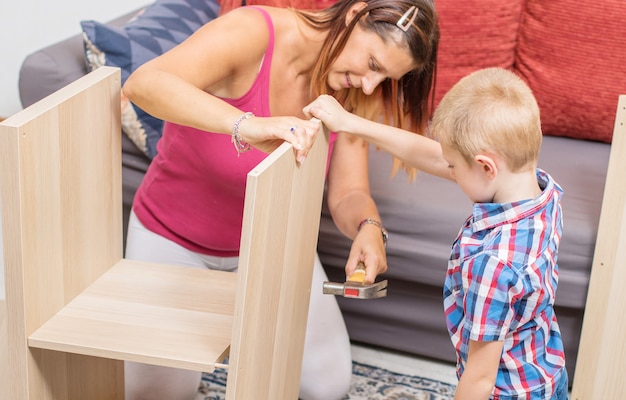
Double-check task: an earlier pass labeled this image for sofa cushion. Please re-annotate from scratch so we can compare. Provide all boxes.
[81,0,220,158]
[18,35,89,109]
[18,10,141,109]
[515,0,626,143]
[433,0,524,104]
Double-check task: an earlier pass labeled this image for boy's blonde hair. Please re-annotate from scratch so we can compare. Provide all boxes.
[431,67,542,172]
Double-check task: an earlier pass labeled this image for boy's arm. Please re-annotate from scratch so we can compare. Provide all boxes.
[304,95,452,180]
[454,339,503,400]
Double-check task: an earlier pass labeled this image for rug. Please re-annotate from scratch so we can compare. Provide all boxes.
[195,361,456,400]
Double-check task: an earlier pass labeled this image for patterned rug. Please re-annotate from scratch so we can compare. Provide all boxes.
[195,361,456,400]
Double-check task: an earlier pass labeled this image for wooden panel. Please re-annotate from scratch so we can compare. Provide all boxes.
[0,301,7,396]
[227,126,329,399]
[571,95,626,399]
[29,259,236,371]
[1,67,123,399]
[3,64,328,398]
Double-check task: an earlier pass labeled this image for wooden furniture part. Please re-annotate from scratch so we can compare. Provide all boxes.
[0,300,7,394]
[571,95,626,398]
[0,66,329,399]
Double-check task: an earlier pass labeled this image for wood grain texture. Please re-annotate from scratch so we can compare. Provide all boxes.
[29,259,236,371]
[2,65,329,399]
[571,95,626,398]
[0,300,7,396]
[1,66,123,399]
[227,127,329,399]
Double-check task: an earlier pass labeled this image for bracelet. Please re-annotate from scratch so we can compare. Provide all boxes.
[231,112,254,154]
[358,218,388,248]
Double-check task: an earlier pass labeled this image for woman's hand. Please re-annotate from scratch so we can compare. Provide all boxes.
[237,115,322,163]
[303,95,353,134]
[346,225,388,284]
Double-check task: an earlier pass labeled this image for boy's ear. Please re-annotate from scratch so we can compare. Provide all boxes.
[474,154,498,179]
[346,2,368,26]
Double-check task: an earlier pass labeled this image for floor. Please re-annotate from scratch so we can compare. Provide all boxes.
[351,341,457,386]
[0,299,457,394]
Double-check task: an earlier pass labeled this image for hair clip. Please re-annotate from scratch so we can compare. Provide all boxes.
[396,5,419,32]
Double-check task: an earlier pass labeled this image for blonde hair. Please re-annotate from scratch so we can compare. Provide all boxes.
[431,67,542,172]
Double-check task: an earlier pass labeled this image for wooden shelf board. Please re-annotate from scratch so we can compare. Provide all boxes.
[28,259,237,372]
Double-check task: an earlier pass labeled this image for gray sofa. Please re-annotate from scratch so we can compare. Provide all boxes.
[19,0,625,383]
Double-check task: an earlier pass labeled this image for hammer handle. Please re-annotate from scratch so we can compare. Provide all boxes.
[347,261,367,283]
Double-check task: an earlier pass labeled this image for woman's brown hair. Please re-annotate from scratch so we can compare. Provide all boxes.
[297,0,439,175]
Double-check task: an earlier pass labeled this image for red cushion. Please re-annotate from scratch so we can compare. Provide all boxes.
[434,0,524,105]
[515,0,626,143]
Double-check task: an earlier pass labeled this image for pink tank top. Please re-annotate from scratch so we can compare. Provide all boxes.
[133,7,336,256]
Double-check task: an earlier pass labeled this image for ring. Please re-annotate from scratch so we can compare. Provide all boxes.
[290,126,296,134]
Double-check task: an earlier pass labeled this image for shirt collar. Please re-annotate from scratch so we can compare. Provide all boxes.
[469,169,563,232]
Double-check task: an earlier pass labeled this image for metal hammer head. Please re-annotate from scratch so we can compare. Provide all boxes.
[322,280,388,299]
[322,262,388,299]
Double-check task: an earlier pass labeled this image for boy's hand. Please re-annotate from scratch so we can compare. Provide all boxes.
[303,95,351,133]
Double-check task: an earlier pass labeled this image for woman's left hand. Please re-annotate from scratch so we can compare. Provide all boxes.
[345,226,388,284]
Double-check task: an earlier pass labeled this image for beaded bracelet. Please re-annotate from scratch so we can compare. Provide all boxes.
[231,112,254,154]
[358,218,388,248]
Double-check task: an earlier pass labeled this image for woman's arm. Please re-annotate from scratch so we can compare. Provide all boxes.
[304,94,452,180]
[122,7,318,158]
[326,132,387,283]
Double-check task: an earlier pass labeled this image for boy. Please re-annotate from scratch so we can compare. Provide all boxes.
[305,67,569,399]
[432,67,568,399]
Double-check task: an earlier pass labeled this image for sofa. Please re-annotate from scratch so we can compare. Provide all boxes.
[18,0,626,383]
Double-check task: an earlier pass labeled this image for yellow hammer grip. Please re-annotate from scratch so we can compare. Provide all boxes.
[347,261,367,283]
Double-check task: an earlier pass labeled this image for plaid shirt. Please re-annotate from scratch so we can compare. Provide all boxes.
[443,169,566,399]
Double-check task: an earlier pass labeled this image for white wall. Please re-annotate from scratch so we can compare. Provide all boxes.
[0,0,149,118]
[0,0,150,300]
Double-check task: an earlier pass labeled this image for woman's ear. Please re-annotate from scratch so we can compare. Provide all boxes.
[345,2,368,26]
[474,154,498,180]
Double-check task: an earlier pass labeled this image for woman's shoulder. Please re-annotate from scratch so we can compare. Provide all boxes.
[216,5,298,36]
[221,4,293,19]
[220,1,318,15]
[227,6,308,41]
[203,6,277,44]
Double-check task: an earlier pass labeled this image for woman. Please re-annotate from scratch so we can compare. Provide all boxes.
[121,1,439,399]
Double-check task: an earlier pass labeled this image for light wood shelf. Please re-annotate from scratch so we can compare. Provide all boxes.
[28,260,236,372]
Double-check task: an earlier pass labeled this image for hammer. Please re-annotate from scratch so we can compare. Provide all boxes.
[322,262,388,299]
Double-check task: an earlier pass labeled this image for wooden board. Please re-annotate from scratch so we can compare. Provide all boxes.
[227,127,330,399]
[29,260,236,371]
[0,300,7,396]
[2,64,329,399]
[571,96,626,398]
[1,66,124,399]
